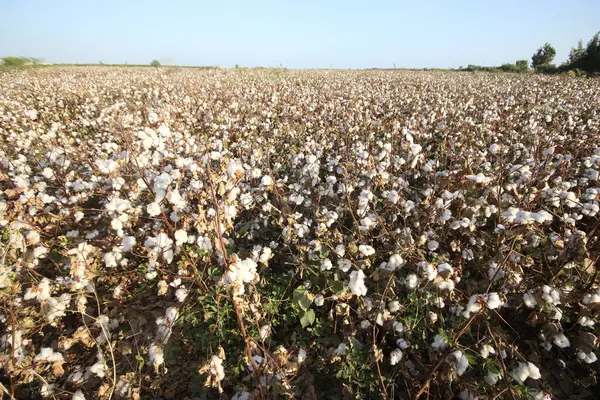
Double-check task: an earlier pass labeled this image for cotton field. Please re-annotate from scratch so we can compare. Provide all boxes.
[0,67,599,399]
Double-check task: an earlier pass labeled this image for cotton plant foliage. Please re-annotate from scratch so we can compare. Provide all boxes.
[0,67,599,399]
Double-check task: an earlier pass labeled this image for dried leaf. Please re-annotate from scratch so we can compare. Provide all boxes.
[52,360,65,377]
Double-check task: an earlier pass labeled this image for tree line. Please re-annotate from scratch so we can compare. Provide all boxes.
[463,31,600,76]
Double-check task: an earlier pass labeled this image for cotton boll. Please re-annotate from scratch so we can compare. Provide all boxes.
[489,143,501,154]
[543,146,555,156]
[541,285,561,305]
[87,354,107,378]
[297,348,307,363]
[387,190,399,204]
[42,167,55,179]
[314,294,325,306]
[532,391,552,400]
[437,263,453,277]
[220,257,258,296]
[337,259,351,272]
[358,245,375,257]
[457,389,476,400]
[485,293,503,309]
[240,192,254,208]
[226,160,244,178]
[464,295,483,317]
[197,235,213,252]
[360,320,372,329]
[175,287,188,303]
[258,247,272,263]
[289,193,304,205]
[165,307,178,325]
[147,202,162,216]
[40,383,55,397]
[25,230,40,245]
[405,274,418,290]
[122,236,136,251]
[261,175,273,186]
[166,190,183,206]
[527,362,541,379]
[427,240,439,251]
[259,325,270,340]
[447,350,468,376]
[209,355,225,380]
[523,292,538,308]
[552,333,570,348]
[232,392,252,400]
[235,259,258,283]
[72,390,86,400]
[485,371,502,386]
[149,343,164,372]
[390,349,403,365]
[487,264,505,282]
[387,254,405,270]
[480,344,495,359]
[429,311,438,324]
[85,230,98,239]
[103,251,118,268]
[392,320,404,334]
[174,229,188,246]
[466,173,492,184]
[44,294,71,322]
[334,343,348,355]
[348,270,367,296]
[578,316,595,327]
[34,347,64,363]
[388,300,400,313]
[431,334,447,350]
[511,362,541,382]
[321,258,333,271]
[577,351,598,364]
[24,278,52,301]
[31,246,47,260]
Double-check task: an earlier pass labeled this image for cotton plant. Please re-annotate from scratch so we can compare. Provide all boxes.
[1,67,599,399]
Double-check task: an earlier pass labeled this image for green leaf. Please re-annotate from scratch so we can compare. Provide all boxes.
[300,309,315,328]
[350,337,364,351]
[318,247,331,259]
[135,354,145,372]
[293,287,313,311]
[330,280,345,294]
[583,258,595,274]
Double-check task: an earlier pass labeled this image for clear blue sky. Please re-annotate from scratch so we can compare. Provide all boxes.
[1,0,598,68]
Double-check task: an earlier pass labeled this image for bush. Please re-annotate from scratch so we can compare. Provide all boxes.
[535,63,557,74]
[564,68,587,77]
[516,60,529,72]
[499,63,518,73]
[150,60,161,67]
[1,57,33,67]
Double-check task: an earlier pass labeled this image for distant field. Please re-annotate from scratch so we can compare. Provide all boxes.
[1,67,599,399]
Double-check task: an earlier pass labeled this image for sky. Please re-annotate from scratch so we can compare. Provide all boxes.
[1,0,599,69]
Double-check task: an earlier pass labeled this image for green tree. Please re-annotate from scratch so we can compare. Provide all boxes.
[582,32,600,73]
[531,43,556,69]
[150,60,161,67]
[568,40,586,65]
[515,60,528,72]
